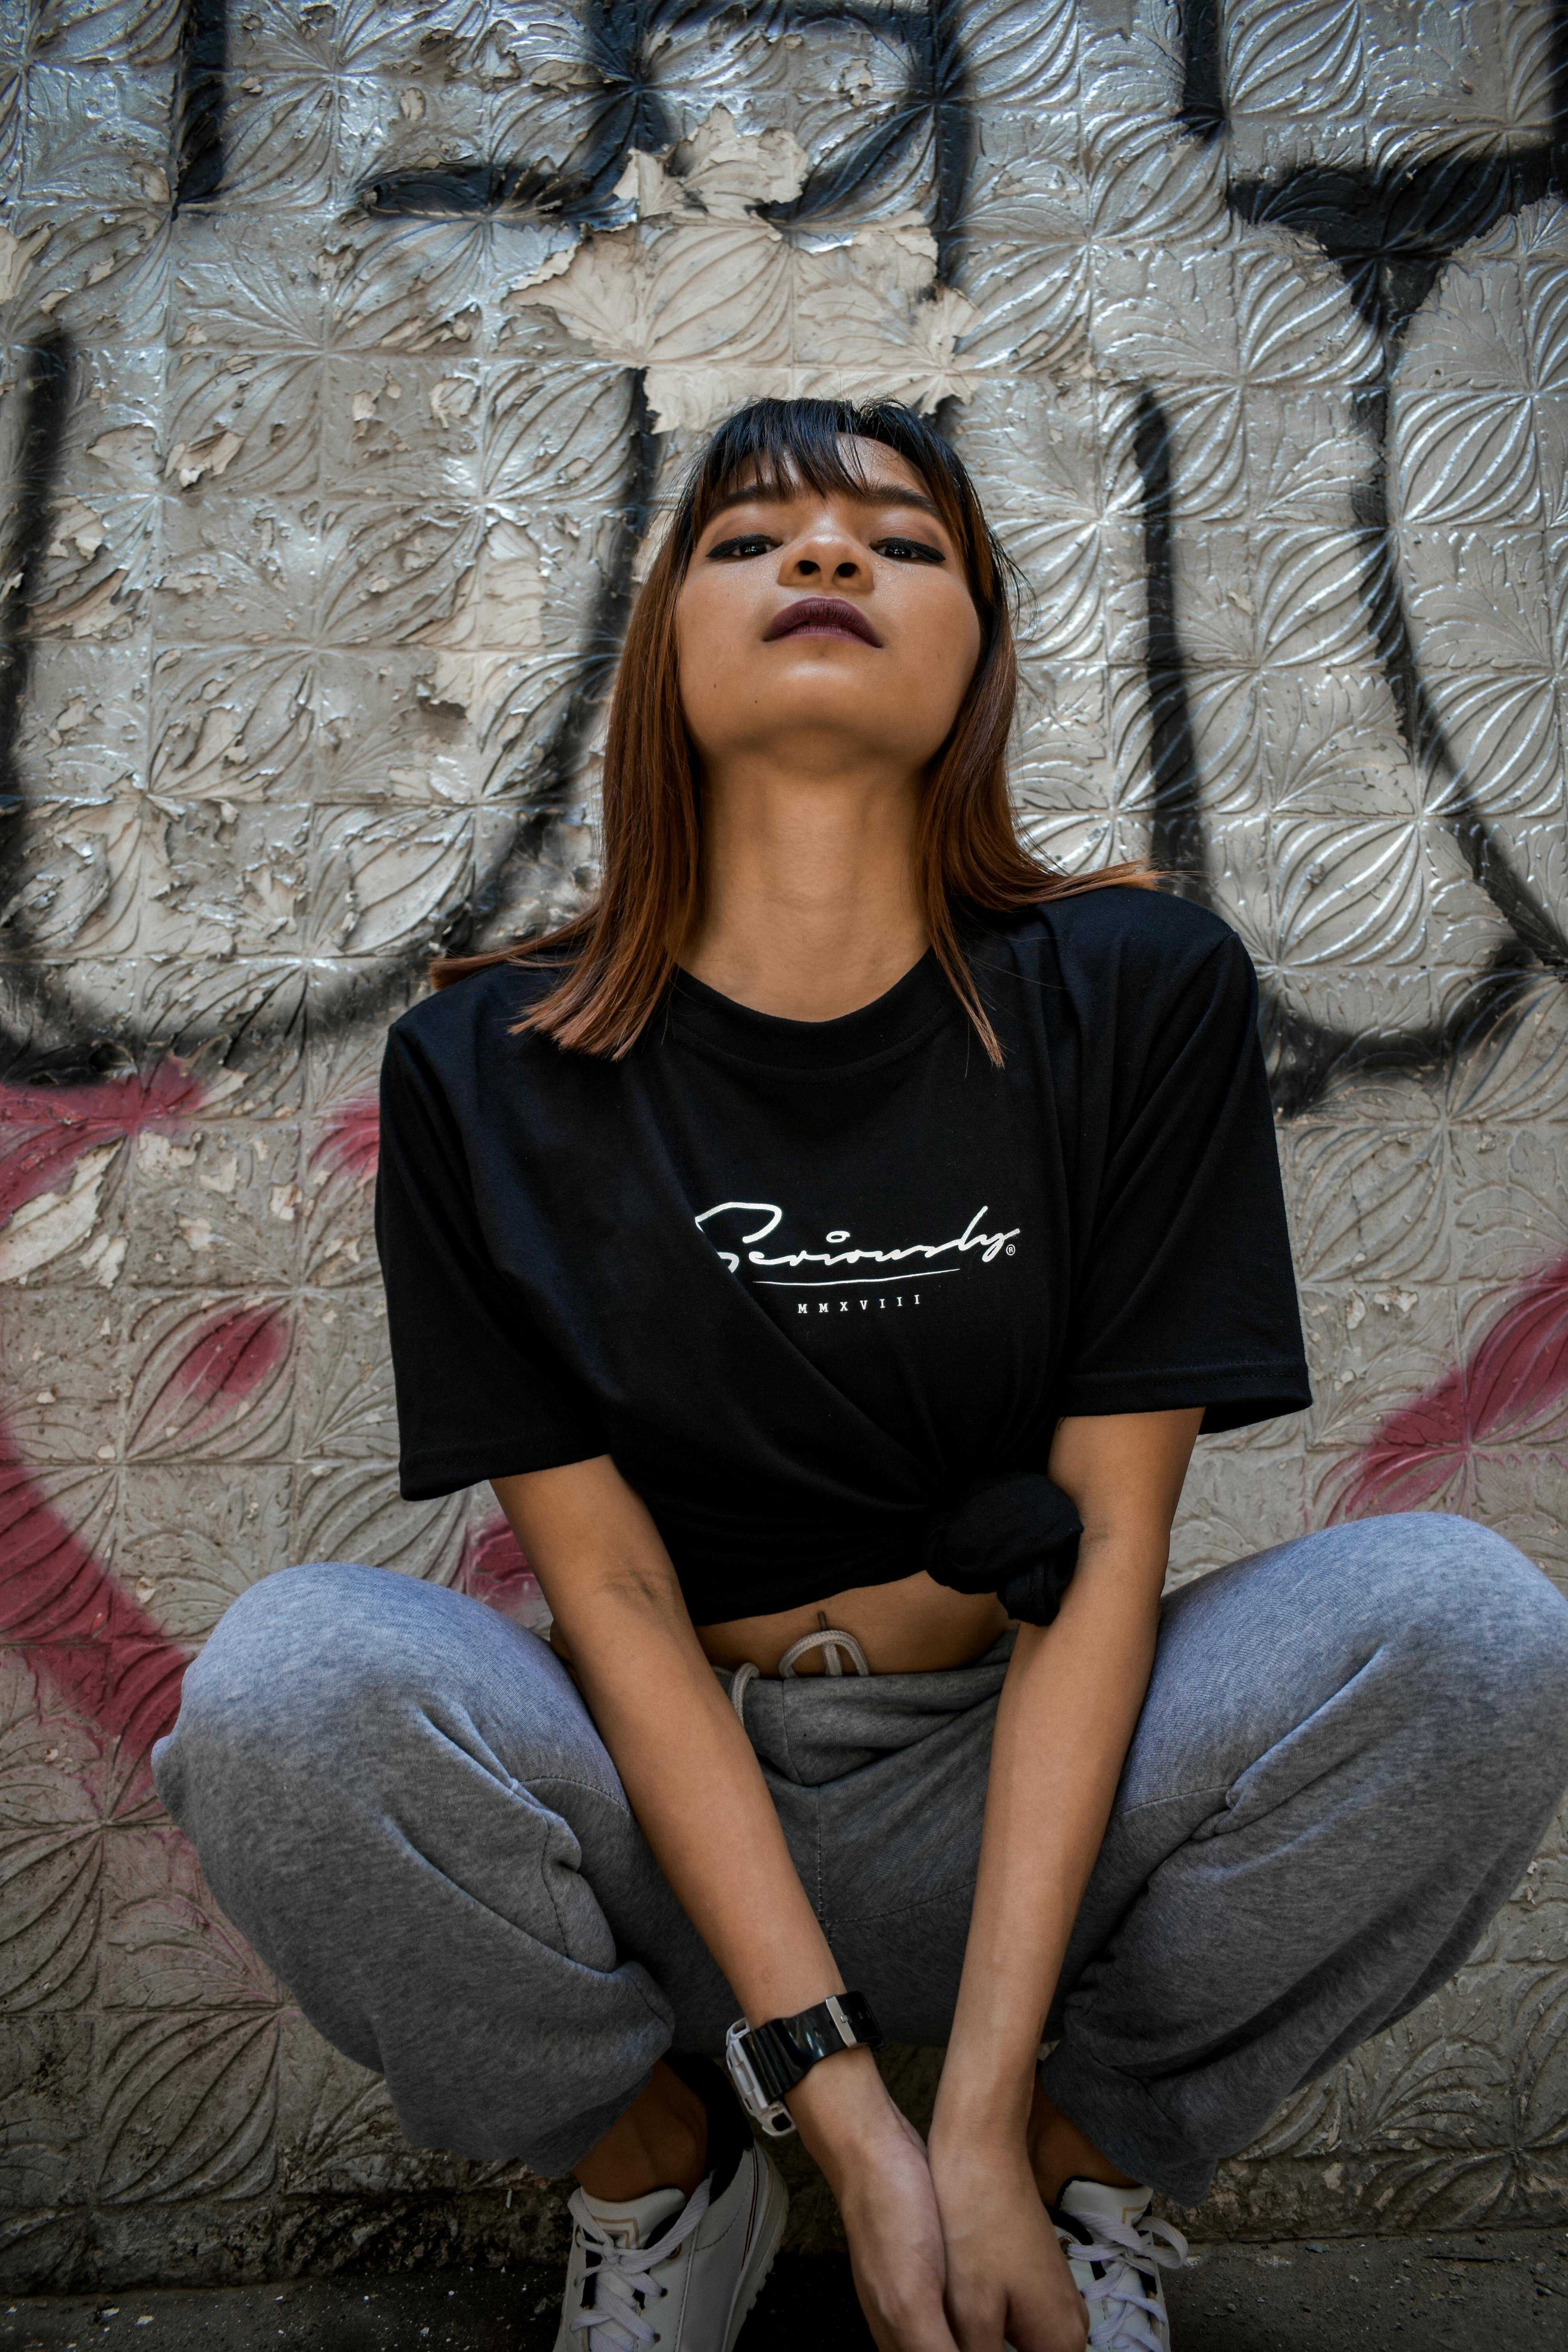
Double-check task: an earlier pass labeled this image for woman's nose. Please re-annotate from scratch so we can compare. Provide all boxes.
[782,539,864,584]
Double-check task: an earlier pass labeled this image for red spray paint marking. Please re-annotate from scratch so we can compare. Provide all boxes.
[170,1303,289,1404]
[0,1072,547,1771]
[458,1513,546,1627]
[312,1094,378,1186]
[133,1301,292,1450]
[0,1062,205,1224]
[1333,1250,1568,1519]
[0,1419,188,1757]
[0,1063,212,1757]
[0,1298,286,1763]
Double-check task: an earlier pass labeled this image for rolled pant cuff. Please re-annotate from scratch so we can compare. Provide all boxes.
[1038,2042,1216,2210]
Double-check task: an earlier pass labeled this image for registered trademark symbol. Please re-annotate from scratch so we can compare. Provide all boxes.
[1005,1244,1015,1255]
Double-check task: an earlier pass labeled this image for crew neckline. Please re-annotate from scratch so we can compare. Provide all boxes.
[665,947,960,1071]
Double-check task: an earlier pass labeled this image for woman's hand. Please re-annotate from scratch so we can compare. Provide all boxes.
[790,2053,962,2352]
[929,2136,1087,2352]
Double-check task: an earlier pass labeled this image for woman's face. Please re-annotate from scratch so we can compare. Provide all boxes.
[674,438,985,782]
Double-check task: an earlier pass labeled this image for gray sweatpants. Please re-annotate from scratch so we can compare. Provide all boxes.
[152,1513,1568,2206]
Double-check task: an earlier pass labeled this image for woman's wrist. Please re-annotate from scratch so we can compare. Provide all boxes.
[783,2045,906,2187]
[930,2034,1040,2162]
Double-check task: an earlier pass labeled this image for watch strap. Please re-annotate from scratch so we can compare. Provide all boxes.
[739,1990,884,2108]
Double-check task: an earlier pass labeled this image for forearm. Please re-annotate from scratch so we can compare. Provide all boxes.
[577,1607,906,2167]
[931,1406,1200,2156]
[494,1465,840,2022]
[493,1460,900,2178]
[575,1586,846,2018]
[933,1534,1163,2145]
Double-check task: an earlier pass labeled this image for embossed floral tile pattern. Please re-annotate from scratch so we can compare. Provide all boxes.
[1,0,1566,2292]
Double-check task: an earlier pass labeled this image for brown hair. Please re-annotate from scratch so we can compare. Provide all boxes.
[430,396,1153,1063]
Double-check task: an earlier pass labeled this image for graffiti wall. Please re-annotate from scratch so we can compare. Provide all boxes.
[2,0,1566,2290]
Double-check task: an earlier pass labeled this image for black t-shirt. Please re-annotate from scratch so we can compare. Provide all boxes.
[375,888,1310,1624]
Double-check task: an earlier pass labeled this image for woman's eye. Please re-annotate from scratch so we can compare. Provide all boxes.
[706,533,776,560]
[875,536,947,564]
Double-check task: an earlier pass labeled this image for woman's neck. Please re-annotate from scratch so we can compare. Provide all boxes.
[678,754,928,1023]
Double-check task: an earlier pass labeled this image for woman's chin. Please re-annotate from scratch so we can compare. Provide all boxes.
[702,695,946,768]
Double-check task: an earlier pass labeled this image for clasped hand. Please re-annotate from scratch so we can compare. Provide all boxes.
[791,2057,1089,2352]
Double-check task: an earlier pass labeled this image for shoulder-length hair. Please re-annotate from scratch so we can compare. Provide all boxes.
[430,396,1152,1063]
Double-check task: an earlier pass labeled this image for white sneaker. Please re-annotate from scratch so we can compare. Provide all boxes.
[553,2137,788,2352]
[1051,2179,1186,2352]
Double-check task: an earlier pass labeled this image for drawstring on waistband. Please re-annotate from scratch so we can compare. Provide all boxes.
[725,1617,872,1729]
[728,1660,760,1725]
[780,1623,873,1679]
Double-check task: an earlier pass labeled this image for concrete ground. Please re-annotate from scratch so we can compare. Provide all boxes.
[4,2234,1568,2350]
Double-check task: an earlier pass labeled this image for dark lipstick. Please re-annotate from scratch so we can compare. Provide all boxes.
[763,597,882,646]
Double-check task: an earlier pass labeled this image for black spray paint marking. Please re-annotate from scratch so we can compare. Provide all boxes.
[1165,0,1568,1109]
[0,0,970,1083]
[0,333,145,1083]
[1131,390,1207,898]
[1177,0,1225,143]
[3,0,1563,1114]
[358,0,973,282]
[0,336,71,825]
[1129,375,1553,1120]
[173,0,227,209]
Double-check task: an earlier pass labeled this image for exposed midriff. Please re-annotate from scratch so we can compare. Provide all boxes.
[699,1571,1008,1676]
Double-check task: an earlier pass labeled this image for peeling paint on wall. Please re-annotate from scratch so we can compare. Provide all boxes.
[1,0,1567,2292]
[506,111,977,430]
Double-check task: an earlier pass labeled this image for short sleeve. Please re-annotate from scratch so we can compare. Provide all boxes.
[1059,927,1310,1433]
[375,1023,608,1499]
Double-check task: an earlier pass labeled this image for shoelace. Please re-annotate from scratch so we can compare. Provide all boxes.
[1056,2210,1188,2352]
[567,2179,712,2352]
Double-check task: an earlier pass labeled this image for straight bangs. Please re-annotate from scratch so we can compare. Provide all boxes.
[430,396,1152,1062]
[671,399,1017,650]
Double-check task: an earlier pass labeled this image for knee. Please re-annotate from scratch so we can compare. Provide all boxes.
[1342,1512,1568,1749]
[156,1559,574,1834]
[156,1561,427,1806]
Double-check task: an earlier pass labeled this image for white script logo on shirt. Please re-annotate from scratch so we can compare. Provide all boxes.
[694,1200,1021,1288]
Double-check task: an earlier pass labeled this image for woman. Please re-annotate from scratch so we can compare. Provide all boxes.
[154,399,1568,2352]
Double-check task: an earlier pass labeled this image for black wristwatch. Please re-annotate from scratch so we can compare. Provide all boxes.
[724,1992,885,2138]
